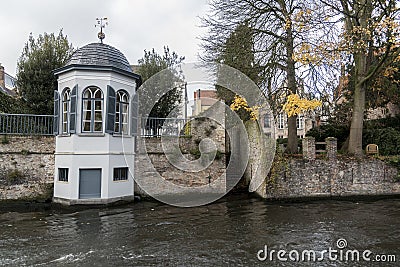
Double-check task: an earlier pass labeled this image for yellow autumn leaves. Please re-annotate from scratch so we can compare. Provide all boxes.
[230,95,260,121]
[230,93,322,121]
[292,43,324,65]
[282,94,322,117]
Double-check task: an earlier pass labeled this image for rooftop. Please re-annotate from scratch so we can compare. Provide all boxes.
[66,43,133,73]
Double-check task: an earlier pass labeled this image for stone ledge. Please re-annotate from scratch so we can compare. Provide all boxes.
[53,195,135,205]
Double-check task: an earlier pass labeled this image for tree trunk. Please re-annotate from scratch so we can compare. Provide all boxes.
[348,50,367,156]
[347,0,371,157]
[287,115,298,153]
[285,25,298,154]
[348,80,366,156]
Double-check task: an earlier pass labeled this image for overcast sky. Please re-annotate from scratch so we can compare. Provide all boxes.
[0,0,210,77]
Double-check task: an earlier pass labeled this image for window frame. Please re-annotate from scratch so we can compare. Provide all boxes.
[58,168,69,182]
[113,167,129,181]
[278,114,285,129]
[296,115,304,130]
[114,90,130,135]
[82,87,104,133]
[61,88,71,134]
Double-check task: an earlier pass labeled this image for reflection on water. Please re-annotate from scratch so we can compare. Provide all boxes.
[0,195,399,266]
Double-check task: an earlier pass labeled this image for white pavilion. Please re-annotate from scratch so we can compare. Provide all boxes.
[52,42,141,205]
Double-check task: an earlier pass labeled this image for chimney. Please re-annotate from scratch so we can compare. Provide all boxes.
[0,64,5,89]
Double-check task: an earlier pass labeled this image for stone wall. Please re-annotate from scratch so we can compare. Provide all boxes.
[0,136,55,201]
[260,137,400,199]
[134,117,227,198]
[1,133,399,202]
[262,157,400,199]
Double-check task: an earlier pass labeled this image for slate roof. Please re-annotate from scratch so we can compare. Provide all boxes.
[66,43,133,73]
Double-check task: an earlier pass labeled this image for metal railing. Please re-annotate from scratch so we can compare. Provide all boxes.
[0,113,54,136]
[0,113,190,137]
[140,117,191,137]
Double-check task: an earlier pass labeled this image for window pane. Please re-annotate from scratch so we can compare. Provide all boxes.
[122,123,128,134]
[122,112,128,122]
[58,168,69,182]
[113,167,128,181]
[63,89,71,101]
[121,168,127,178]
[84,90,91,98]
[94,122,102,132]
[95,100,102,111]
[94,89,102,99]
[83,100,91,110]
[95,111,102,121]
[84,110,91,121]
[122,103,128,114]
[83,122,91,131]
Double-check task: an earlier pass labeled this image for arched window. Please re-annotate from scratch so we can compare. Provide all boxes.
[82,87,104,132]
[62,88,71,134]
[115,90,129,134]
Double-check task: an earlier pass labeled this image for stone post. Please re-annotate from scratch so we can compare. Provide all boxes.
[325,137,337,160]
[302,136,315,160]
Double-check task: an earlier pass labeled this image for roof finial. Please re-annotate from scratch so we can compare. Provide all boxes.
[95,17,108,43]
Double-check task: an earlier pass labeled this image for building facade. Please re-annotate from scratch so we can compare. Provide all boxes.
[191,89,218,116]
[261,112,315,140]
[0,64,17,96]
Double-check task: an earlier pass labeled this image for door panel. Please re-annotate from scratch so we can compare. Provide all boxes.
[79,169,101,199]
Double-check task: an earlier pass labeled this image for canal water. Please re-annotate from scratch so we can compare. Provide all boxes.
[0,195,399,266]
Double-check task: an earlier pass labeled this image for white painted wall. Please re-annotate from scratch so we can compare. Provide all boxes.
[54,154,134,200]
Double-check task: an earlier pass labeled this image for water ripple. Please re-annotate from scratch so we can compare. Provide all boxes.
[0,196,399,266]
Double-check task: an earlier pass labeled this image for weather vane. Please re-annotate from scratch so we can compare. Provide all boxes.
[95,17,108,43]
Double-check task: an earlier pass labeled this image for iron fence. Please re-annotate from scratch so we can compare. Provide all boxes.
[0,113,190,137]
[0,113,54,136]
[140,117,191,137]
